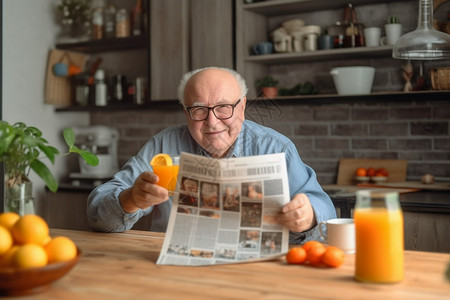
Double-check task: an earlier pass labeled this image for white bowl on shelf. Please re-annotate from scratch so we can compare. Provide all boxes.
[330,66,375,95]
[355,176,370,183]
[371,176,388,183]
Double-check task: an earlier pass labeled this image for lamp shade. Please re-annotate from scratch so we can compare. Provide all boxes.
[392,0,450,60]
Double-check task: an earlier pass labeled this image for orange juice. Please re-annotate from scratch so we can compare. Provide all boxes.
[354,206,404,283]
[153,165,179,191]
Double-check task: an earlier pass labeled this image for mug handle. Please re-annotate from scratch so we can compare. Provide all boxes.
[318,221,327,240]
[252,44,261,55]
[380,36,387,46]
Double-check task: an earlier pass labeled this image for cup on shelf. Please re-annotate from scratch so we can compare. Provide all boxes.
[364,27,382,47]
[252,42,273,55]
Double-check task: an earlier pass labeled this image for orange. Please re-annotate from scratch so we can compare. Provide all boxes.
[286,247,307,264]
[0,245,19,268]
[10,214,50,245]
[322,246,345,268]
[150,153,173,167]
[0,212,20,230]
[375,168,389,177]
[302,240,324,253]
[0,225,13,255]
[307,245,327,265]
[45,236,77,263]
[355,167,367,177]
[367,167,376,177]
[13,244,48,269]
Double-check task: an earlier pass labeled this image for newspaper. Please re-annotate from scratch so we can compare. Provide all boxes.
[156,152,290,266]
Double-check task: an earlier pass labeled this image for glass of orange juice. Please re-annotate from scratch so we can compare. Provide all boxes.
[152,156,179,192]
[354,190,404,283]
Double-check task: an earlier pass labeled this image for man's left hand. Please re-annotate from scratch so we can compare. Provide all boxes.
[278,193,316,233]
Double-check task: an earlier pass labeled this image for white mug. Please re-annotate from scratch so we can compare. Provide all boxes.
[364,27,381,47]
[319,218,355,254]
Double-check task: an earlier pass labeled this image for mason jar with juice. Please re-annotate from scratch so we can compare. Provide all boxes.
[354,190,404,283]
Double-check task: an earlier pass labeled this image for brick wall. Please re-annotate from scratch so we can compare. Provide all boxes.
[91,98,450,185]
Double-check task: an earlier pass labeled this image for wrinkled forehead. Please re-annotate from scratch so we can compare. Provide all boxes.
[184,69,241,106]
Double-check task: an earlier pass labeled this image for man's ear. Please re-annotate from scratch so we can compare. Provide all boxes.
[241,97,247,111]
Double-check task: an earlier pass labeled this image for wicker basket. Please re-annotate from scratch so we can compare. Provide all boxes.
[430,67,450,90]
[45,49,89,107]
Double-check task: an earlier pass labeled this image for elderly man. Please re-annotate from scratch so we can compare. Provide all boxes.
[87,67,336,244]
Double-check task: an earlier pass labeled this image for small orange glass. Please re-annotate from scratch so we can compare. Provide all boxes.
[354,190,404,283]
[152,157,179,192]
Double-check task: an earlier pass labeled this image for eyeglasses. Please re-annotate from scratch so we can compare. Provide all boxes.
[185,99,241,121]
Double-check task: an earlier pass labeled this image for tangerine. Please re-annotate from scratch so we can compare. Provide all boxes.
[45,236,77,263]
[302,240,324,253]
[355,167,367,177]
[286,247,307,264]
[0,225,13,255]
[10,214,50,245]
[0,212,20,230]
[13,244,48,269]
[307,245,327,265]
[322,246,345,268]
[367,167,376,177]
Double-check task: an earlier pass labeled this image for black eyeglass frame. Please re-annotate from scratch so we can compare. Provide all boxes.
[184,99,241,121]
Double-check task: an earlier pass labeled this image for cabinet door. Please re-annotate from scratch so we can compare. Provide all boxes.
[150,0,190,101]
[190,0,234,70]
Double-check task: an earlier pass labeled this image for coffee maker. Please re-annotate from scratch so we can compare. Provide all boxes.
[69,126,119,186]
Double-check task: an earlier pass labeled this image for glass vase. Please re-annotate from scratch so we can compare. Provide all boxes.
[4,181,35,216]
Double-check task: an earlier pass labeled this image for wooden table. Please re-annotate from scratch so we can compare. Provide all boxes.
[7,229,449,300]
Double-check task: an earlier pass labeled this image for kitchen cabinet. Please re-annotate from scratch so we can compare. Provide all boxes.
[235,0,424,98]
[42,187,152,231]
[150,0,233,101]
[56,0,234,105]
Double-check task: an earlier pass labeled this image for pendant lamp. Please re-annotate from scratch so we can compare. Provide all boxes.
[392,0,450,60]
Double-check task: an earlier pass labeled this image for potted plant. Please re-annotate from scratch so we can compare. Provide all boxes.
[0,121,98,215]
[384,15,402,45]
[255,75,279,98]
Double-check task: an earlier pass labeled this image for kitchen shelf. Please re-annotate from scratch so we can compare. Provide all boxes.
[246,45,394,64]
[243,0,414,16]
[55,35,148,53]
[54,90,450,112]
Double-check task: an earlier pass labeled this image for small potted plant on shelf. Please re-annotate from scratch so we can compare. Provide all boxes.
[0,121,99,215]
[255,75,279,98]
[384,15,402,45]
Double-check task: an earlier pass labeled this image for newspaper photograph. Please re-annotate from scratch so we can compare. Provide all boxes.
[156,152,290,266]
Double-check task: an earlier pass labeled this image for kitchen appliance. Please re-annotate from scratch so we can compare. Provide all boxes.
[330,66,375,95]
[69,126,119,186]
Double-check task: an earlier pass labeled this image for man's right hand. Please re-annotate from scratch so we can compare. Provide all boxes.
[119,172,170,213]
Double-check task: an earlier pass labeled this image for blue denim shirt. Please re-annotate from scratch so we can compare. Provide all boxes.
[87,120,336,244]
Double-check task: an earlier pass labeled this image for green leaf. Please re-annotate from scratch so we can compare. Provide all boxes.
[63,128,75,147]
[37,144,60,164]
[30,159,58,192]
[69,145,99,166]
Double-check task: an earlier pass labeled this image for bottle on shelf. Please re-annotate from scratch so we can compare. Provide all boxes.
[104,1,117,39]
[92,7,104,40]
[343,3,365,47]
[116,8,130,38]
[94,69,108,106]
[132,0,143,36]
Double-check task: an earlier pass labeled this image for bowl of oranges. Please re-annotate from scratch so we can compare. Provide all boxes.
[354,167,389,184]
[0,212,80,296]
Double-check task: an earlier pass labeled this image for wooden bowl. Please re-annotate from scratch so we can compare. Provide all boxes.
[0,248,81,296]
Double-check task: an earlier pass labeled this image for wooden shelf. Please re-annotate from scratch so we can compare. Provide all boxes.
[243,0,413,16]
[54,91,450,112]
[55,35,148,53]
[246,45,394,64]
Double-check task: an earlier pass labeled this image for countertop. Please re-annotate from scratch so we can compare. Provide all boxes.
[2,228,448,299]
